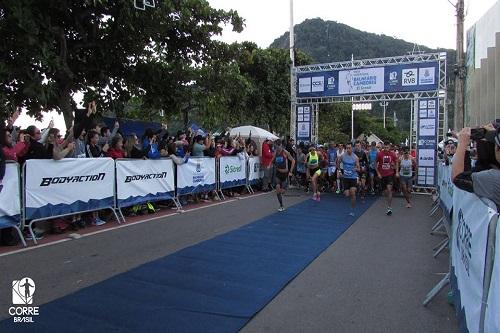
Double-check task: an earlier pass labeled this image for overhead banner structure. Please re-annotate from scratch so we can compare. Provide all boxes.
[0,162,21,228]
[451,188,497,333]
[296,104,312,142]
[485,217,500,333]
[115,159,175,208]
[219,156,247,190]
[416,98,439,187]
[296,61,439,98]
[176,158,216,195]
[24,158,115,220]
[248,156,263,185]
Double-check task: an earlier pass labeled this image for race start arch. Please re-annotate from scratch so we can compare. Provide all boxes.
[290,52,447,188]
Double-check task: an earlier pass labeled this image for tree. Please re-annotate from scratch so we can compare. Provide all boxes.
[0,0,243,127]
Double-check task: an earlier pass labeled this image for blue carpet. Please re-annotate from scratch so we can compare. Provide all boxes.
[2,195,376,333]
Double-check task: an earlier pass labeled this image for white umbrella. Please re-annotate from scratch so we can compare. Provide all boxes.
[229,125,279,140]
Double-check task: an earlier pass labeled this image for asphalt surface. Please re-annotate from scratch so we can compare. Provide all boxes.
[0,191,457,332]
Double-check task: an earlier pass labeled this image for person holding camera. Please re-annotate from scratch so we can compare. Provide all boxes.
[452,125,500,209]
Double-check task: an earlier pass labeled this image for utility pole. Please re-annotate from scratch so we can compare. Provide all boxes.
[454,0,465,130]
[289,0,295,141]
[380,101,388,128]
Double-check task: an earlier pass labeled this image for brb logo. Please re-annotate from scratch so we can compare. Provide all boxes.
[9,277,39,323]
[402,68,417,86]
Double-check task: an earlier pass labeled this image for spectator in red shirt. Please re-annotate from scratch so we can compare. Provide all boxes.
[376,142,398,215]
[261,139,275,192]
[106,136,125,159]
[1,128,28,162]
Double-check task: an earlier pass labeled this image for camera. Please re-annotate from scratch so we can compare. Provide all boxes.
[470,128,487,141]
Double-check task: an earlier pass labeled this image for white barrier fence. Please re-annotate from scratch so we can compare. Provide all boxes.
[437,163,499,333]
[0,156,264,246]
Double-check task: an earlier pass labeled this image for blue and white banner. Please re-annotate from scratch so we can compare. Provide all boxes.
[485,216,500,333]
[248,156,263,185]
[296,104,312,142]
[176,158,216,195]
[0,162,21,228]
[416,98,438,187]
[296,61,439,98]
[24,158,115,220]
[451,188,497,333]
[116,159,175,208]
[437,163,454,218]
[219,156,247,190]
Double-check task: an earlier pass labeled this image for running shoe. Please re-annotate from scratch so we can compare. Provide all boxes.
[278,207,285,212]
[349,212,355,217]
[312,194,318,201]
[386,208,393,216]
[317,195,321,202]
[336,189,341,194]
[406,203,412,208]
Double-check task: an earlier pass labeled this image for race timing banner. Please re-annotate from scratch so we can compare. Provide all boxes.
[416,98,438,187]
[0,162,21,228]
[219,156,247,190]
[24,158,115,220]
[176,157,216,195]
[115,159,175,208]
[296,61,439,98]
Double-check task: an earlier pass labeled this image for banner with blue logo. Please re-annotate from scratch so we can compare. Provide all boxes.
[176,158,216,195]
[24,158,115,220]
[219,156,247,190]
[0,162,21,229]
[116,159,175,208]
[248,156,263,185]
[437,162,454,219]
[296,61,439,98]
[416,98,438,187]
[296,104,312,142]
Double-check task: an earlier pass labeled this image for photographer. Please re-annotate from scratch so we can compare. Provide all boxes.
[452,126,500,209]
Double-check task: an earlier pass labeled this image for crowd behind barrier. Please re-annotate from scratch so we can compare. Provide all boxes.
[0,156,264,246]
[437,162,499,333]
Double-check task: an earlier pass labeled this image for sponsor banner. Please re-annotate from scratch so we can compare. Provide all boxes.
[0,163,21,228]
[248,157,263,184]
[176,158,216,195]
[296,61,439,98]
[416,98,438,187]
[296,104,312,142]
[116,159,175,208]
[24,158,115,220]
[485,216,500,333]
[451,188,497,333]
[219,156,247,190]
[437,163,454,218]
[338,67,384,95]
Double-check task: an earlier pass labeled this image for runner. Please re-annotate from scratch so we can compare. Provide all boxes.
[339,143,360,216]
[336,143,345,193]
[327,141,338,192]
[273,140,295,211]
[397,147,416,208]
[306,145,322,201]
[376,141,398,215]
[354,141,368,200]
[367,141,379,194]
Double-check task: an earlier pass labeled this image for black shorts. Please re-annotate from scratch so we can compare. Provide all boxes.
[276,171,288,185]
[343,178,358,190]
[381,176,394,188]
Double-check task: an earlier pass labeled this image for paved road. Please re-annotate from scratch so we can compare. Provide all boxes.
[0,191,456,332]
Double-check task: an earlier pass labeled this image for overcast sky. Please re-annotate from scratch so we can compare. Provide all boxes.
[16,0,498,131]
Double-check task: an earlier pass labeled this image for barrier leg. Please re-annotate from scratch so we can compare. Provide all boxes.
[116,208,126,223]
[433,238,449,258]
[219,190,225,201]
[431,216,444,232]
[14,226,27,247]
[423,272,450,306]
[28,220,39,245]
[429,202,440,216]
[432,237,448,251]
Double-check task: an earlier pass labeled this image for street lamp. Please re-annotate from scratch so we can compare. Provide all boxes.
[379,101,388,128]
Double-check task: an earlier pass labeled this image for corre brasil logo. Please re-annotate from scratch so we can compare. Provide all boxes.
[10,277,40,323]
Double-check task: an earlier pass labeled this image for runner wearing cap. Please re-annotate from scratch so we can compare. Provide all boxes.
[273,140,295,211]
[306,145,323,201]
[397,147,416,208]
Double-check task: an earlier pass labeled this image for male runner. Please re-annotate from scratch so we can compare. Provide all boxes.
[306,145,322,201]
[354,141,368,200]
[397,147,416,208]
[327,142,338,192]
[367,141,379,194]
[273,140,295,211]
[376,141,398,215]
[339,143,360,216]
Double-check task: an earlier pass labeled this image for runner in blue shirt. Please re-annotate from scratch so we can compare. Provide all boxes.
[339,143,360,216]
